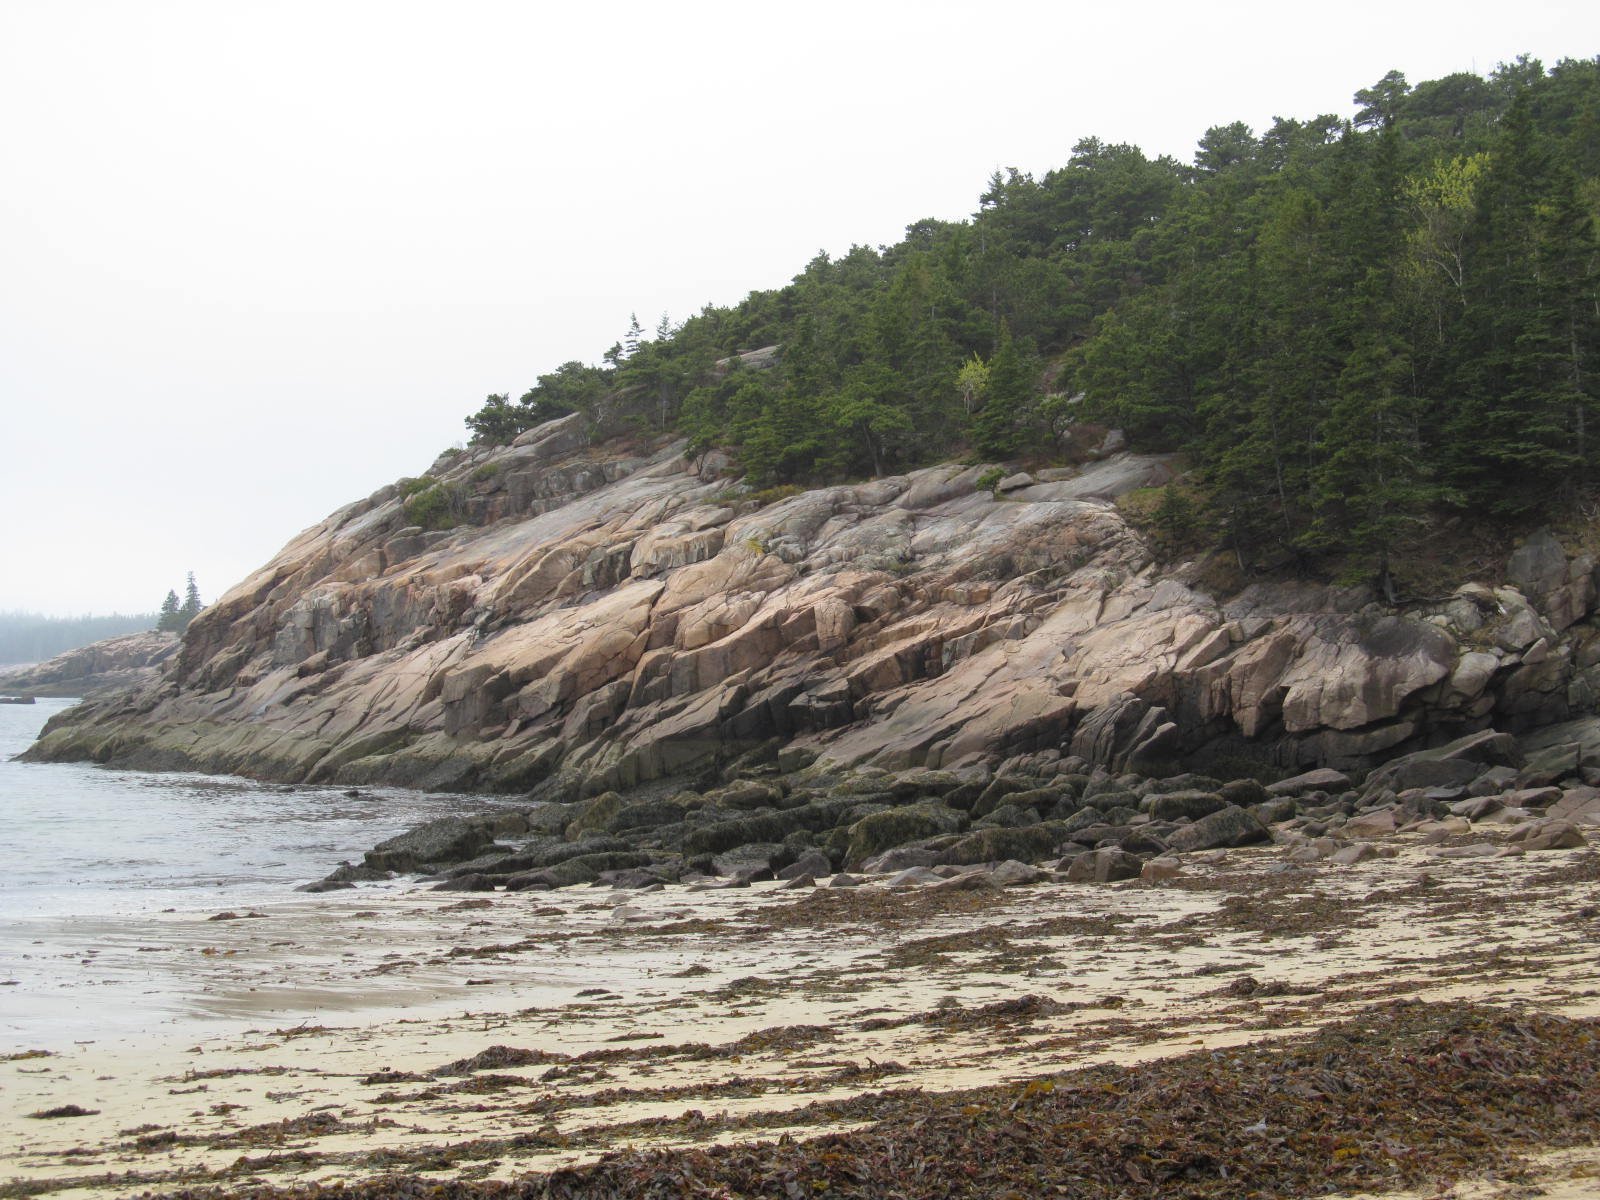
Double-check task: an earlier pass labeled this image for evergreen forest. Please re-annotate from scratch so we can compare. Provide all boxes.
[466,57,1600,585]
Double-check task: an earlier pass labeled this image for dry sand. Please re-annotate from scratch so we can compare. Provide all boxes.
[4,837,1599,1199]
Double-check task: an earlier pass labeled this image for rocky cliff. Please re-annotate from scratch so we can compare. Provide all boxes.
[0,630,179,698]
[25,416,1600,794]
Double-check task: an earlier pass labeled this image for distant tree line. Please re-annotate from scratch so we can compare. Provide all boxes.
[0,611,158,667]
[466,56,1600,586]
[155,573,204,633]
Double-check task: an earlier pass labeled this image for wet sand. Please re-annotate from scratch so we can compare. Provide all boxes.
[4,838,1599,1198]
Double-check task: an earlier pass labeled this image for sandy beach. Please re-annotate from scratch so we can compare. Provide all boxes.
[4,830,1600,1199]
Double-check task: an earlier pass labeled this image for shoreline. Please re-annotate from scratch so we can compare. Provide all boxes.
[5,837,1599,1198]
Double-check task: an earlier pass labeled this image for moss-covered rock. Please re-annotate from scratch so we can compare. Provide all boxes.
[973,803,1043,830]
[711,843,786,877]
[1166,805,1268,852]
[1219,778,1271,807]
[1142,790,1228,821]
[936,824,1062,867]
[564,791,626,840]
[364,816,496,872]
[972,775,1035,816]
[843,803,967,869]
[682,800,854,856]
[704,779,788,810]
[888,769,964,799]
[607,797,690,833]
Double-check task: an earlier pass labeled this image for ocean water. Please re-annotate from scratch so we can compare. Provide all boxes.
[0,698,520,1039]
[0,698,492,922]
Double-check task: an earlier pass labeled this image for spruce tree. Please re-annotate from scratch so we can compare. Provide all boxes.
[156,591,182,633]
[179,573,203,629]
[972,324,1029,459]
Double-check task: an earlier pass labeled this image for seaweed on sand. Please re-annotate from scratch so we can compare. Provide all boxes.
[129,1000,1600,1199]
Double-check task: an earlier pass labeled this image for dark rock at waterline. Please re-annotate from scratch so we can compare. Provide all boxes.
[503,851,656,891]
[1251,797,1301,825]
[607,797,691,833]
[323,861,395,883]
[433,873,498,892]
[318,709,1597,897]
[601,867,677,889]
[364,817,497,872]
[1361,730,1523,796]
[1117,829,1171,856]
[1218,778,1270,807]
[446,835,635,878]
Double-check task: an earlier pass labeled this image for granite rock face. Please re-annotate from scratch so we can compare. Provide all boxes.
[0,631,179,698]
[24,428,1600,795]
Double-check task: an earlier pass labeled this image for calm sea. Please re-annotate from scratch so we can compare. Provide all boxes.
[0,699,525,1041]
[0,697,488,922]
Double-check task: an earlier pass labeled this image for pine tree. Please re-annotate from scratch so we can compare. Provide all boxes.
[179,573,203,629]
[972,324,1030,459]
[156,591,182,633]
[1306,301,1434,598]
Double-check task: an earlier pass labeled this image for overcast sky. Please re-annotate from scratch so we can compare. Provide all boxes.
[1,1,1595,616]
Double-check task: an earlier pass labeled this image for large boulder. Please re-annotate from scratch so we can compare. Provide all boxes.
[364,817,496,872]
[1277,617,1456,733]
[843,803,967,869]
[682,804,839,856]
[1507,529,1594,630]
[1068,693,1180,775]
[936,825,1061,867]
[504,851,655,890]
[1267,768,1351,797]
[1143,790,1228,821]
[1362,730,1522,795]
[1063,847,1144,883]
[1166,805,1268,853]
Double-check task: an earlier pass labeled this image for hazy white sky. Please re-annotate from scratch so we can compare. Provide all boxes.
[1,1,1595,615]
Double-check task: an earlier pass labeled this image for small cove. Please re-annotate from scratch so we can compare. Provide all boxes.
[0,697,501,1037]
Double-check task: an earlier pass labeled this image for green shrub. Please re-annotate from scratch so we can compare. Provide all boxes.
[976,467,1006,495]
[403,484,457,531]
[471,461,503,482]
[397,476,434,500]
